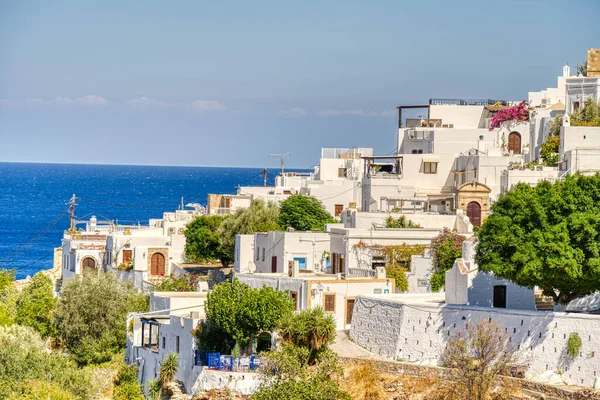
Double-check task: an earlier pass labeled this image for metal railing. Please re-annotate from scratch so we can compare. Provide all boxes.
[194,351,263,372]
[347,268,375,278]
[429,98,508,106]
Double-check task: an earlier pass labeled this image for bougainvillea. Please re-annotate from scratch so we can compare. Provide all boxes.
[488,101,529,130]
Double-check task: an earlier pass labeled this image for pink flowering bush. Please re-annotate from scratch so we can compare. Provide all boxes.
[489,101,529,130]
[430,228,465,291]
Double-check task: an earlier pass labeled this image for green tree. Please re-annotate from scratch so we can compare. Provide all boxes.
[476,174,600,305]
[385,266,408,292]
[254,345,349,400]
[184,215,231,265]
[0,269,18,326]
[201,279,293,352]
[570,97,600,127]
[279,194,334,231]
[53,273,149,365]
[540,114,562,166]
[430,228,465,292]
[16,272,57,338]
[276,307,336,365]
[218,199,281,259]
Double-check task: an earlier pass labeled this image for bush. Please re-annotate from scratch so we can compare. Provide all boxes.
[53,273,149,365]
[184,215,230,265]
[385,266,408,293]
[567,333,582,359]
[113,364,144,400]
[153,273,207,292]
[0,269,18,326]
[16,272,57,338]
[279,194,334,231]
[430,228,465,291]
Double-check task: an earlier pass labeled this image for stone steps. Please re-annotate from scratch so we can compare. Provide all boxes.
[534,290,554,311]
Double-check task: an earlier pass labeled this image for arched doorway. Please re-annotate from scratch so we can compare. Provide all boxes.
[508,132,521,154]
[151,253,165,276]
[81,257,97,274]
[467,201,482,227]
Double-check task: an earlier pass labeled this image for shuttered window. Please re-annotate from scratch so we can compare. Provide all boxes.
[122,250,132,264]
[324,294,335,313]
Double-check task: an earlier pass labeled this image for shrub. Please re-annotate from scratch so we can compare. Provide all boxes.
[159,353,179,387]
[153,273,207,292]
[279,194,334,231]
[430,228,465,291]
[385,266,408,292]
[113,364,144,400]
[567,333,582,359]
[53,273,149,365]
[16,272,57,338]
[0,269,18,326]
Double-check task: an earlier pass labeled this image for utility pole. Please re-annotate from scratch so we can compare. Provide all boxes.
[262,168,268,187]
[270,153,290,175]
[69,194,76,232]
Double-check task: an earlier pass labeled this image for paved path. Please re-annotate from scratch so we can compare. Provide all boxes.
[331,330,390,361]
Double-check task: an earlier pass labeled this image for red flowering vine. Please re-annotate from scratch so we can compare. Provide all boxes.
[489,101,529,130]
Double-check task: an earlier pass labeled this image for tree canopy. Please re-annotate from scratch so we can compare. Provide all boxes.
[430,228,465,292]
[53,273,148,365]
[184,215,231,265]
[279,194,334,231]
[0,269,18,327]
[16,272,56,338]
[199,279,293,352]
[218,199,281,259]
[476,174,600,305]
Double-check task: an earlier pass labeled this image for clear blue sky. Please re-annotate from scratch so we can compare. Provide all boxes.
[1,0,598,168]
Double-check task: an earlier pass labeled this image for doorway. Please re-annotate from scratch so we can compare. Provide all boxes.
[467,201,482,227]
[508,132,521,154]
[345,298,355,326]
[493,286,507,308]
[151,253,165,275]
[81,257,96,274]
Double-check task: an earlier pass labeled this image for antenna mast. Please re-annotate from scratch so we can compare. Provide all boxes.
[270,153,290,175]
[69,194,76,232]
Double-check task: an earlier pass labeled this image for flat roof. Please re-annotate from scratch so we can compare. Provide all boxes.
[237,272,389,282]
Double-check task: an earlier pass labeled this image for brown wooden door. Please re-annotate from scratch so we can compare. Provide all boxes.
[151,253,165,275]
[346,299,355,325]
[466,201,482,227]
[508,132,521,154]
[331,253,337,274]
[334,204,343,217]
[82,257,96,271]
[122,250,132,264]
[339,256,345,274]
[271,256,277,273]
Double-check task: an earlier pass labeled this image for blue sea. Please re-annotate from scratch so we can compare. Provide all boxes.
[0,163,284,279]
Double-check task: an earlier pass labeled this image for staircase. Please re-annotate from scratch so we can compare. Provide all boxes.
[535,290,554,311]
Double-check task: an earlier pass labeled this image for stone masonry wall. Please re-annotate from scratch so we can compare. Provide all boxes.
[350,295,600,388]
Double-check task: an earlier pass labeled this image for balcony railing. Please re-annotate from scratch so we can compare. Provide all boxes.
[347,268,376,278]
[195,351,263,372]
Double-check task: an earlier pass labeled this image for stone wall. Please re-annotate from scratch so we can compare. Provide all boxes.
[349,294,600,388]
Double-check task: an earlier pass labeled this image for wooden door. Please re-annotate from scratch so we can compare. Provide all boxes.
[82,257,96,272]
[493,286,507,308]
[122,250,132,264]
[331,253,337,274]
[508,132,521,154]
[346,299,355,325]
[466,201,482,227]
[334,204,343,217]
[339,256,345,274]
[151,253,165,275]
[271,256,277,273]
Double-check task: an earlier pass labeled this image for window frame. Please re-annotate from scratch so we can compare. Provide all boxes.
[323,293,336,313]
[423,161,438,174]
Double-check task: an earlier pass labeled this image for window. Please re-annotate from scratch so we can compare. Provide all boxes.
[122,250,132,264]
[290,291,299,310]
[338,168,346,178]
[334,204,343,217]
[262,248,265,262]
[162,336,165,349]
[323,294,336,313]
[175,335,180,353]
[256,247,260,261]
[424,162,438,174]
[573,101,580,111]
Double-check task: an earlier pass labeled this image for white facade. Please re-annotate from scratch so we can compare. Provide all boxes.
[565,76,600,114]
[528,65,568,109]
[252,231,331,274]
[349,293,600,388]
[560,126,600,174]
[237,272,393,330]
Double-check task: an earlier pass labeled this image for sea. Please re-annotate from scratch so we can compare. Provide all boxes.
[0,162,288,279]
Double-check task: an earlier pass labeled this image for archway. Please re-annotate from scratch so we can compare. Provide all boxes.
[151,253,165,276]
[467,201,482,227]
[81,257,97,274]
[508,132,521,154]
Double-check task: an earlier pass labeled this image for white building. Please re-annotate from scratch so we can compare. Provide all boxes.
[104,209,198,290]
[237,269,393,331]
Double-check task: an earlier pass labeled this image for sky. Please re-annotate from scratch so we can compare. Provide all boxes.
[0,0,599,169]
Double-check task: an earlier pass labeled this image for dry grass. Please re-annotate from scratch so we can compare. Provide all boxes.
[341,361,389,400]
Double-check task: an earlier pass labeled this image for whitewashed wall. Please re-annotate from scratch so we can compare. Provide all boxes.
[350,294,600,388]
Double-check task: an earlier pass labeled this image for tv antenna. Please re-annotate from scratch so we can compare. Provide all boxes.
[270,153,290,175]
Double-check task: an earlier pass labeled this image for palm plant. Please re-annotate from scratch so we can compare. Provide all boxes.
[159,352,179,387]
[277,307,335,365]
[147,379,162,400]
